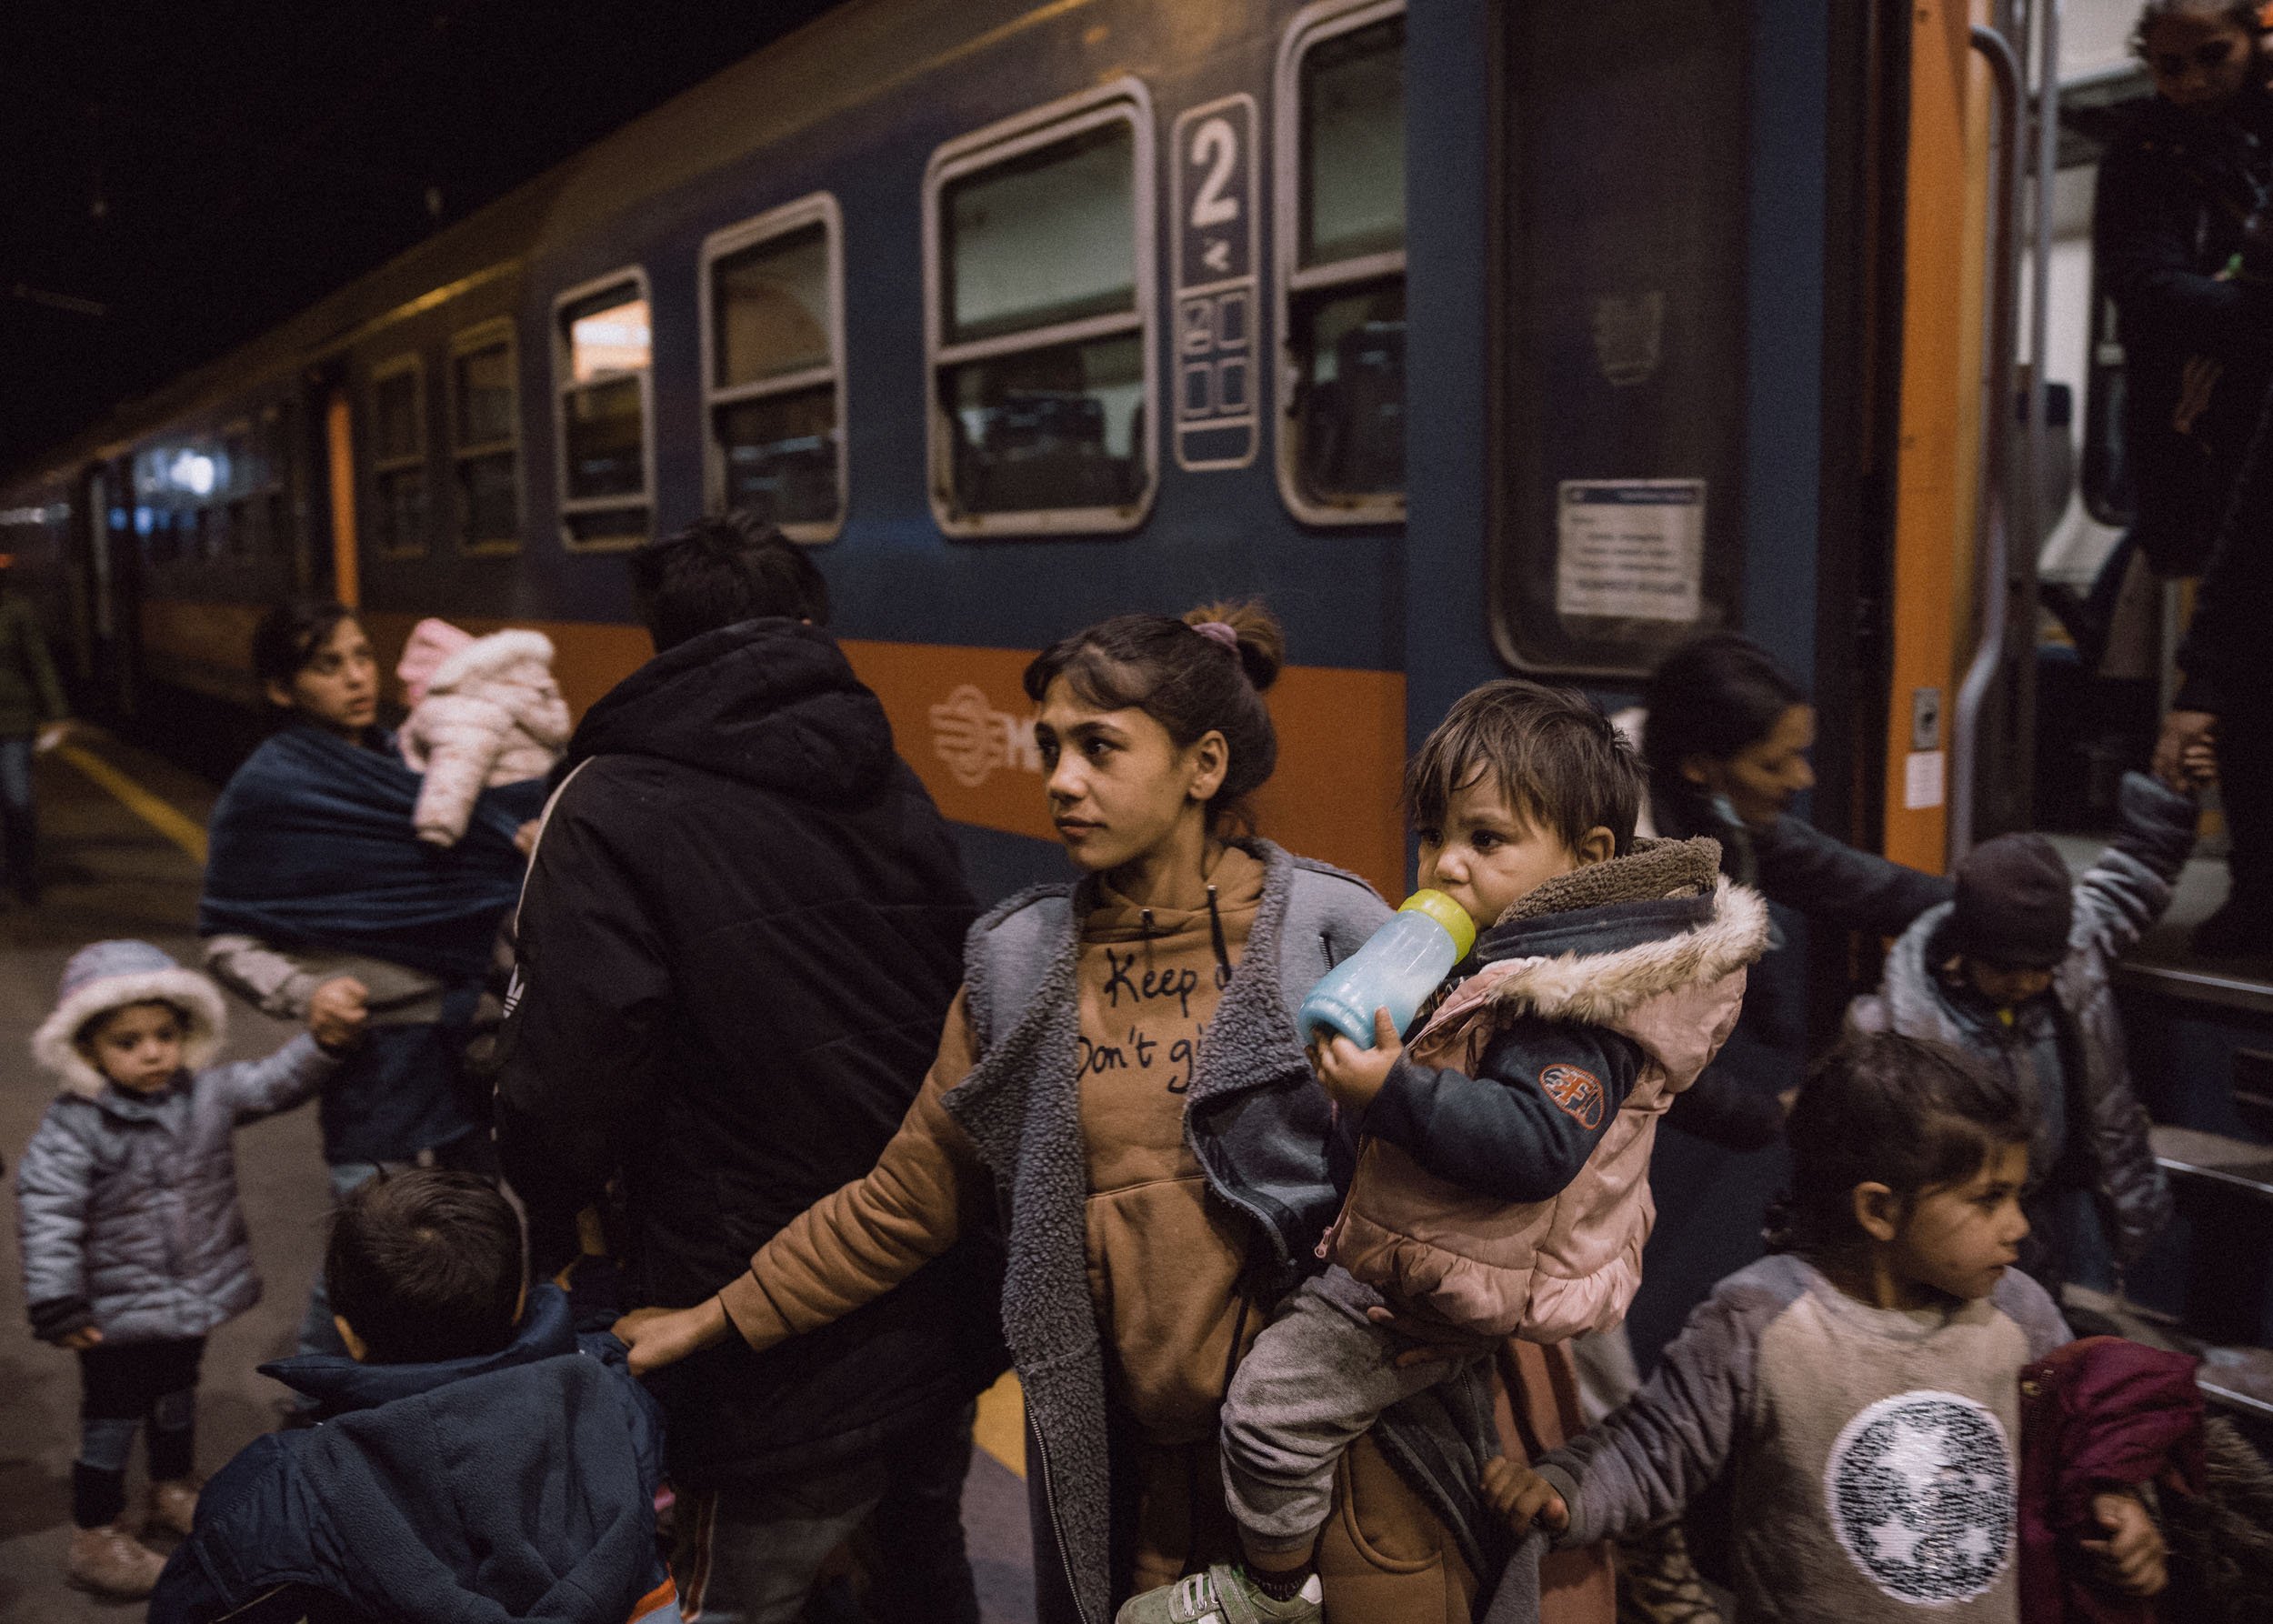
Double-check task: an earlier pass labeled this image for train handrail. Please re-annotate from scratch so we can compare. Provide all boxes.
[1952,23,2026,865]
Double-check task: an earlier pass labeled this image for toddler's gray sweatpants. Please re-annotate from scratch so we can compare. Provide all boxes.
[1219,1266,1490,1557]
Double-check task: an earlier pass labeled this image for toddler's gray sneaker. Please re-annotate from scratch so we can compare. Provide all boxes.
[1114,1565,1324,1624]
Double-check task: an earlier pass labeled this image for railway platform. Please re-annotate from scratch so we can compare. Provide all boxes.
[0,734,1034,1622]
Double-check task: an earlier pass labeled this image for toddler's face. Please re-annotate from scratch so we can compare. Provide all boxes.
[1417,777,1602,930]
[1885,1139,2031,1304]
[79,1000,186,1095]
[1961,957,2055,1009]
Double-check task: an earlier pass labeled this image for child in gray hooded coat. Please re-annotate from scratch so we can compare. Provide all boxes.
[14,939,360,1599]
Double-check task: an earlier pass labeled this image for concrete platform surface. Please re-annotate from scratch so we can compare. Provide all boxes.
[0,736,1034,1622]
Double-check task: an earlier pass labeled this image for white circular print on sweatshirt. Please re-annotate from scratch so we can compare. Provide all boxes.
[1823,1389,2015,1604]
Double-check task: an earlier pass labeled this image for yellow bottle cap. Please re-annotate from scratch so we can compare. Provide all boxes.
[1399,888,1477,959]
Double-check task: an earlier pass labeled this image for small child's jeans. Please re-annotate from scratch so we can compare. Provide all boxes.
[75,1336,205,1528]
[1220,1267,1491,1559]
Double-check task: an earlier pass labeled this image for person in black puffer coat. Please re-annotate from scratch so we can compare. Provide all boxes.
[495,514,1004,1624]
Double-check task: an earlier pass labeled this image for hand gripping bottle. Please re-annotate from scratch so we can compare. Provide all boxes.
[1298,890,1477,1048]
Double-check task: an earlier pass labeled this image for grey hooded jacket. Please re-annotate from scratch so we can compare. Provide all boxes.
[944,838,1389,1624]
[16,1036,336,1342]
[1848,771,2188,1269]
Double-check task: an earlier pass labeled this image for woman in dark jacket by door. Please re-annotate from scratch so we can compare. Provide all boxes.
[1633,633,1954,1146]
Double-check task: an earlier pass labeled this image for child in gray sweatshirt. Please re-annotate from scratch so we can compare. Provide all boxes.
[1485,1032,2170,1623]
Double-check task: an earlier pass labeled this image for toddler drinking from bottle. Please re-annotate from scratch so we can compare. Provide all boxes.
[1118,679,1769,1624]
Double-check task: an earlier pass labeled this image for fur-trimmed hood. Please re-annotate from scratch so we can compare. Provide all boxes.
[1444,836,1769,1058]
[32,941,227,1099]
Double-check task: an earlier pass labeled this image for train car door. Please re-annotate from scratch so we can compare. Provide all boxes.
[312,372,361,607]
[75,460,138,717]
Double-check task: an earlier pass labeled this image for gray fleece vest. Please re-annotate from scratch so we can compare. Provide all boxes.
[942,838,1387,1624]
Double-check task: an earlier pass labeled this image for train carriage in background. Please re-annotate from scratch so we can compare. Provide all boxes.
[3,0,2268,1418]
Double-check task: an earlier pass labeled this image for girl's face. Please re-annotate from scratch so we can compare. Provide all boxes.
[268,617,378,737]
[1033,677,1227,876]
[2143,15,2256,112]
[80,1000,186,1095]
[1878,1140,2032,1306]
[1685,703,1816,830]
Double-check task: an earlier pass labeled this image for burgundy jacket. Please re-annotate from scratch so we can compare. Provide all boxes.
[2018,1336,2204,1624]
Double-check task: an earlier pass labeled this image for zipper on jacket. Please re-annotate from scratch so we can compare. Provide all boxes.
[1025,1413,1093,1624]
[1207,884,1231,990]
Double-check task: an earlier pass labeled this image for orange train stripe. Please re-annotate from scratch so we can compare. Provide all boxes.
[138,601,1409,898]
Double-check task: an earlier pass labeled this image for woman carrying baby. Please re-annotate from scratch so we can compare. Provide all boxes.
[197,600,556,1364]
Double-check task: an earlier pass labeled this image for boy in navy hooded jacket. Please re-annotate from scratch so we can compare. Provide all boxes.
[150,1170,677,1624]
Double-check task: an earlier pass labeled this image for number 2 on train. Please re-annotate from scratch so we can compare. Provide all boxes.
[1190,117,1241,231]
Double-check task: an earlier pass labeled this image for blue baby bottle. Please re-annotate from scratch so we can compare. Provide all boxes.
[1298,889,1477,1048]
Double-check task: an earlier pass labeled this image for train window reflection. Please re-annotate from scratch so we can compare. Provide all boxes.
[569,298,650,382]
[1277,3,1406,525]
[554,272,652,548]
[926,85,1155,535]
[368,356,428,558]
[1301,18,1406,266]
[703,198,844,538]
[716,225,830,387]
[451,323,521,551]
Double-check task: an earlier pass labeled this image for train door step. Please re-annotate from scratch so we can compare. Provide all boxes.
[2152,1124,2273,1201]
[2063,1286,2273,1426]
[2116,959,2273,1022]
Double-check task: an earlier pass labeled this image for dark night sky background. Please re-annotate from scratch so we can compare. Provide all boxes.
[0,2,842,478]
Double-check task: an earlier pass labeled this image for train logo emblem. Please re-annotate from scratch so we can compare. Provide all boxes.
[1537,1064,1605,1129]
[928,685,1042,788]
[1825,1391,2013,1603]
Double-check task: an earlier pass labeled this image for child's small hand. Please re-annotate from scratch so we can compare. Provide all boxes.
[1480,1456,1567,1537]
[2080,1490,2167,1598]
[308,976,369,1050]
[1308,1007,1403,1113]
[57,1325,103,1351]
[2181,737,2218,787]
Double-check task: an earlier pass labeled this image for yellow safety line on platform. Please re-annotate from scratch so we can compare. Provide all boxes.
[974,1370,1026,1479]
[55,744,208,865]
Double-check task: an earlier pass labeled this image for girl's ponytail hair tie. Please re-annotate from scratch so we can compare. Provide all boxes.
[1192,620,1241,652]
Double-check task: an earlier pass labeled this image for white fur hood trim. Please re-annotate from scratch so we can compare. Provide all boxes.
[33,967,229,1098]
[1467,876,1770,1026]
[426,628,556,695]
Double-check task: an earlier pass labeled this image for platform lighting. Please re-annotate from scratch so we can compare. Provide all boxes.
[169,452,217,496]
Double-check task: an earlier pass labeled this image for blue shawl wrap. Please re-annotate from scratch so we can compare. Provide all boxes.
[199,723,545,984]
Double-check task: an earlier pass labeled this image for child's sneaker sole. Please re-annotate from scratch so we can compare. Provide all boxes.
[1115,1564,1323,1624]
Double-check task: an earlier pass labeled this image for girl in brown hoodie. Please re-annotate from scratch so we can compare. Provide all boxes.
[616,605,1615,1624]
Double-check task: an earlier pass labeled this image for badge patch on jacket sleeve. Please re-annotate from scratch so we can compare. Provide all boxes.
[1537,1063,1606,1130]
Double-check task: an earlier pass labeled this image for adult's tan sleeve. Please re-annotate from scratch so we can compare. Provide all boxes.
[716,988,991,1351]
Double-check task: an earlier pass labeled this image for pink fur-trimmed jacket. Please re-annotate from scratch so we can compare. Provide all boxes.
[396,621,571,848]
[1327,838,1769,1342]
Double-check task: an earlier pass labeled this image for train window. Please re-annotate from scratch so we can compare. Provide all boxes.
[368,355,429,558]
[1489,3,1748,677]
[260,403,294,562]
[924,82,1157,536]
[554,272,653,548]
[1276,1,1406,526]
[701,195,844,541]
[221,422,256,560]
[450,320,522,552]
